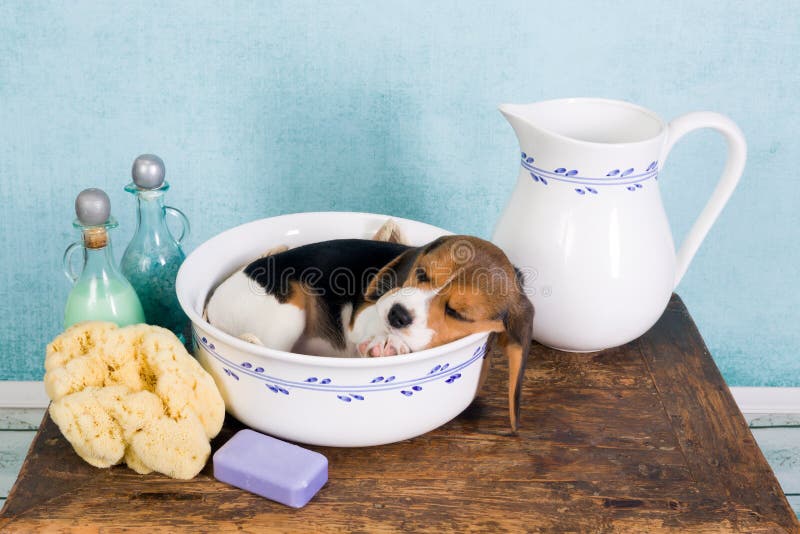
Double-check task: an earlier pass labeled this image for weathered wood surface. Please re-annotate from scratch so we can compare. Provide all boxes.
[752,428,800,494]
[0,409,41,504]
[0,418,35,510]
[748,414,800,428]
[0,432,37,501]
[0,408,44,431]
[1,295,798,532]
[790,496,800,519]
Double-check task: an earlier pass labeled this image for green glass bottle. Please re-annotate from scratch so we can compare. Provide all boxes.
[63,188,145,328]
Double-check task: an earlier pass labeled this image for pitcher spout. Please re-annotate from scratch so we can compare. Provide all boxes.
[498,103,527,121]
[498,103,537,147]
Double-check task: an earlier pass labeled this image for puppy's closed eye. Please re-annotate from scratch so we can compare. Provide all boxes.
[445,302,471,322]
[415,267,430,283]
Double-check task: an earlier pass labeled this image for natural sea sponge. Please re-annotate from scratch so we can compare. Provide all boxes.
[44,322,225,479]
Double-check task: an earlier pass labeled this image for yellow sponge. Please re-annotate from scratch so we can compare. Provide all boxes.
[44,322,225,479]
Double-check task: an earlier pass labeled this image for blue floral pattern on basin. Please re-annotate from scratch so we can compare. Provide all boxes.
[520,153,658,195]
[195,332,489,403]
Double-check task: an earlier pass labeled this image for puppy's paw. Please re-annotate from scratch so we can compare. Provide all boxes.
[357,335,411,357]
[239,333,264,346]
[259,244,289,258]
[371,219,408,245]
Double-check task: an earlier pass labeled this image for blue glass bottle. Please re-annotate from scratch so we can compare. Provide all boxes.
[120,154,190,341]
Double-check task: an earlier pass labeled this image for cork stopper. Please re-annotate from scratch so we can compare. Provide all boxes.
[83,226,108,248]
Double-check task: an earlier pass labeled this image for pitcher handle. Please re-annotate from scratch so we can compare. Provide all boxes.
[164,206,190,245]
[660,112,747,288]
[63,242,84,284]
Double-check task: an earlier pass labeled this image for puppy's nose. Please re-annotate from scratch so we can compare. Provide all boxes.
[387,304,413,329]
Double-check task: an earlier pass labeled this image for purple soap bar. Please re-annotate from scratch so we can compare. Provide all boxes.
[213,429,328,508]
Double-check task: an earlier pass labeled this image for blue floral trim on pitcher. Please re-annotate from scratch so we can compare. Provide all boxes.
[195,332,489,403]
[520,153,658,195]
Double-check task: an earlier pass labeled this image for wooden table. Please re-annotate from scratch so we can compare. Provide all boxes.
[2,295,797,532]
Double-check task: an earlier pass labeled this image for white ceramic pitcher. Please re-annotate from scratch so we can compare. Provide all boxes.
[492,98,746,352]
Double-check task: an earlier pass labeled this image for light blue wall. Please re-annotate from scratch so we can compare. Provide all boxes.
[1,1,797,385]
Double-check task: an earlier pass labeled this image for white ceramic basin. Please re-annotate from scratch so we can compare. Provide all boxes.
[176,212,491,447]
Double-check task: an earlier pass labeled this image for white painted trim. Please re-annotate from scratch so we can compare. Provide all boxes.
[730,387,800,415]
[0,381,49,408]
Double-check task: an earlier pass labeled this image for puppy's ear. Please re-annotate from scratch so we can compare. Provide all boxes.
[364,248,419,302]
[497,270,534,432]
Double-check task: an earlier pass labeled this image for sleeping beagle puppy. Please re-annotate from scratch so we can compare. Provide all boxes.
[206,235,534,430]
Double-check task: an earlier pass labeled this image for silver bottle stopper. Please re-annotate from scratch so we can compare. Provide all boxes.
[75,188,111,226]
[132,154,166,189]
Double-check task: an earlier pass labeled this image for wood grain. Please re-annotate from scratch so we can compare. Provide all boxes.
[639,298,797,532]
[1,295,797,533]
[752,427,800,494]
[0,408,44,431]
[748,414,800,428]
[789,496,800,519]
[0,432,36,500]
